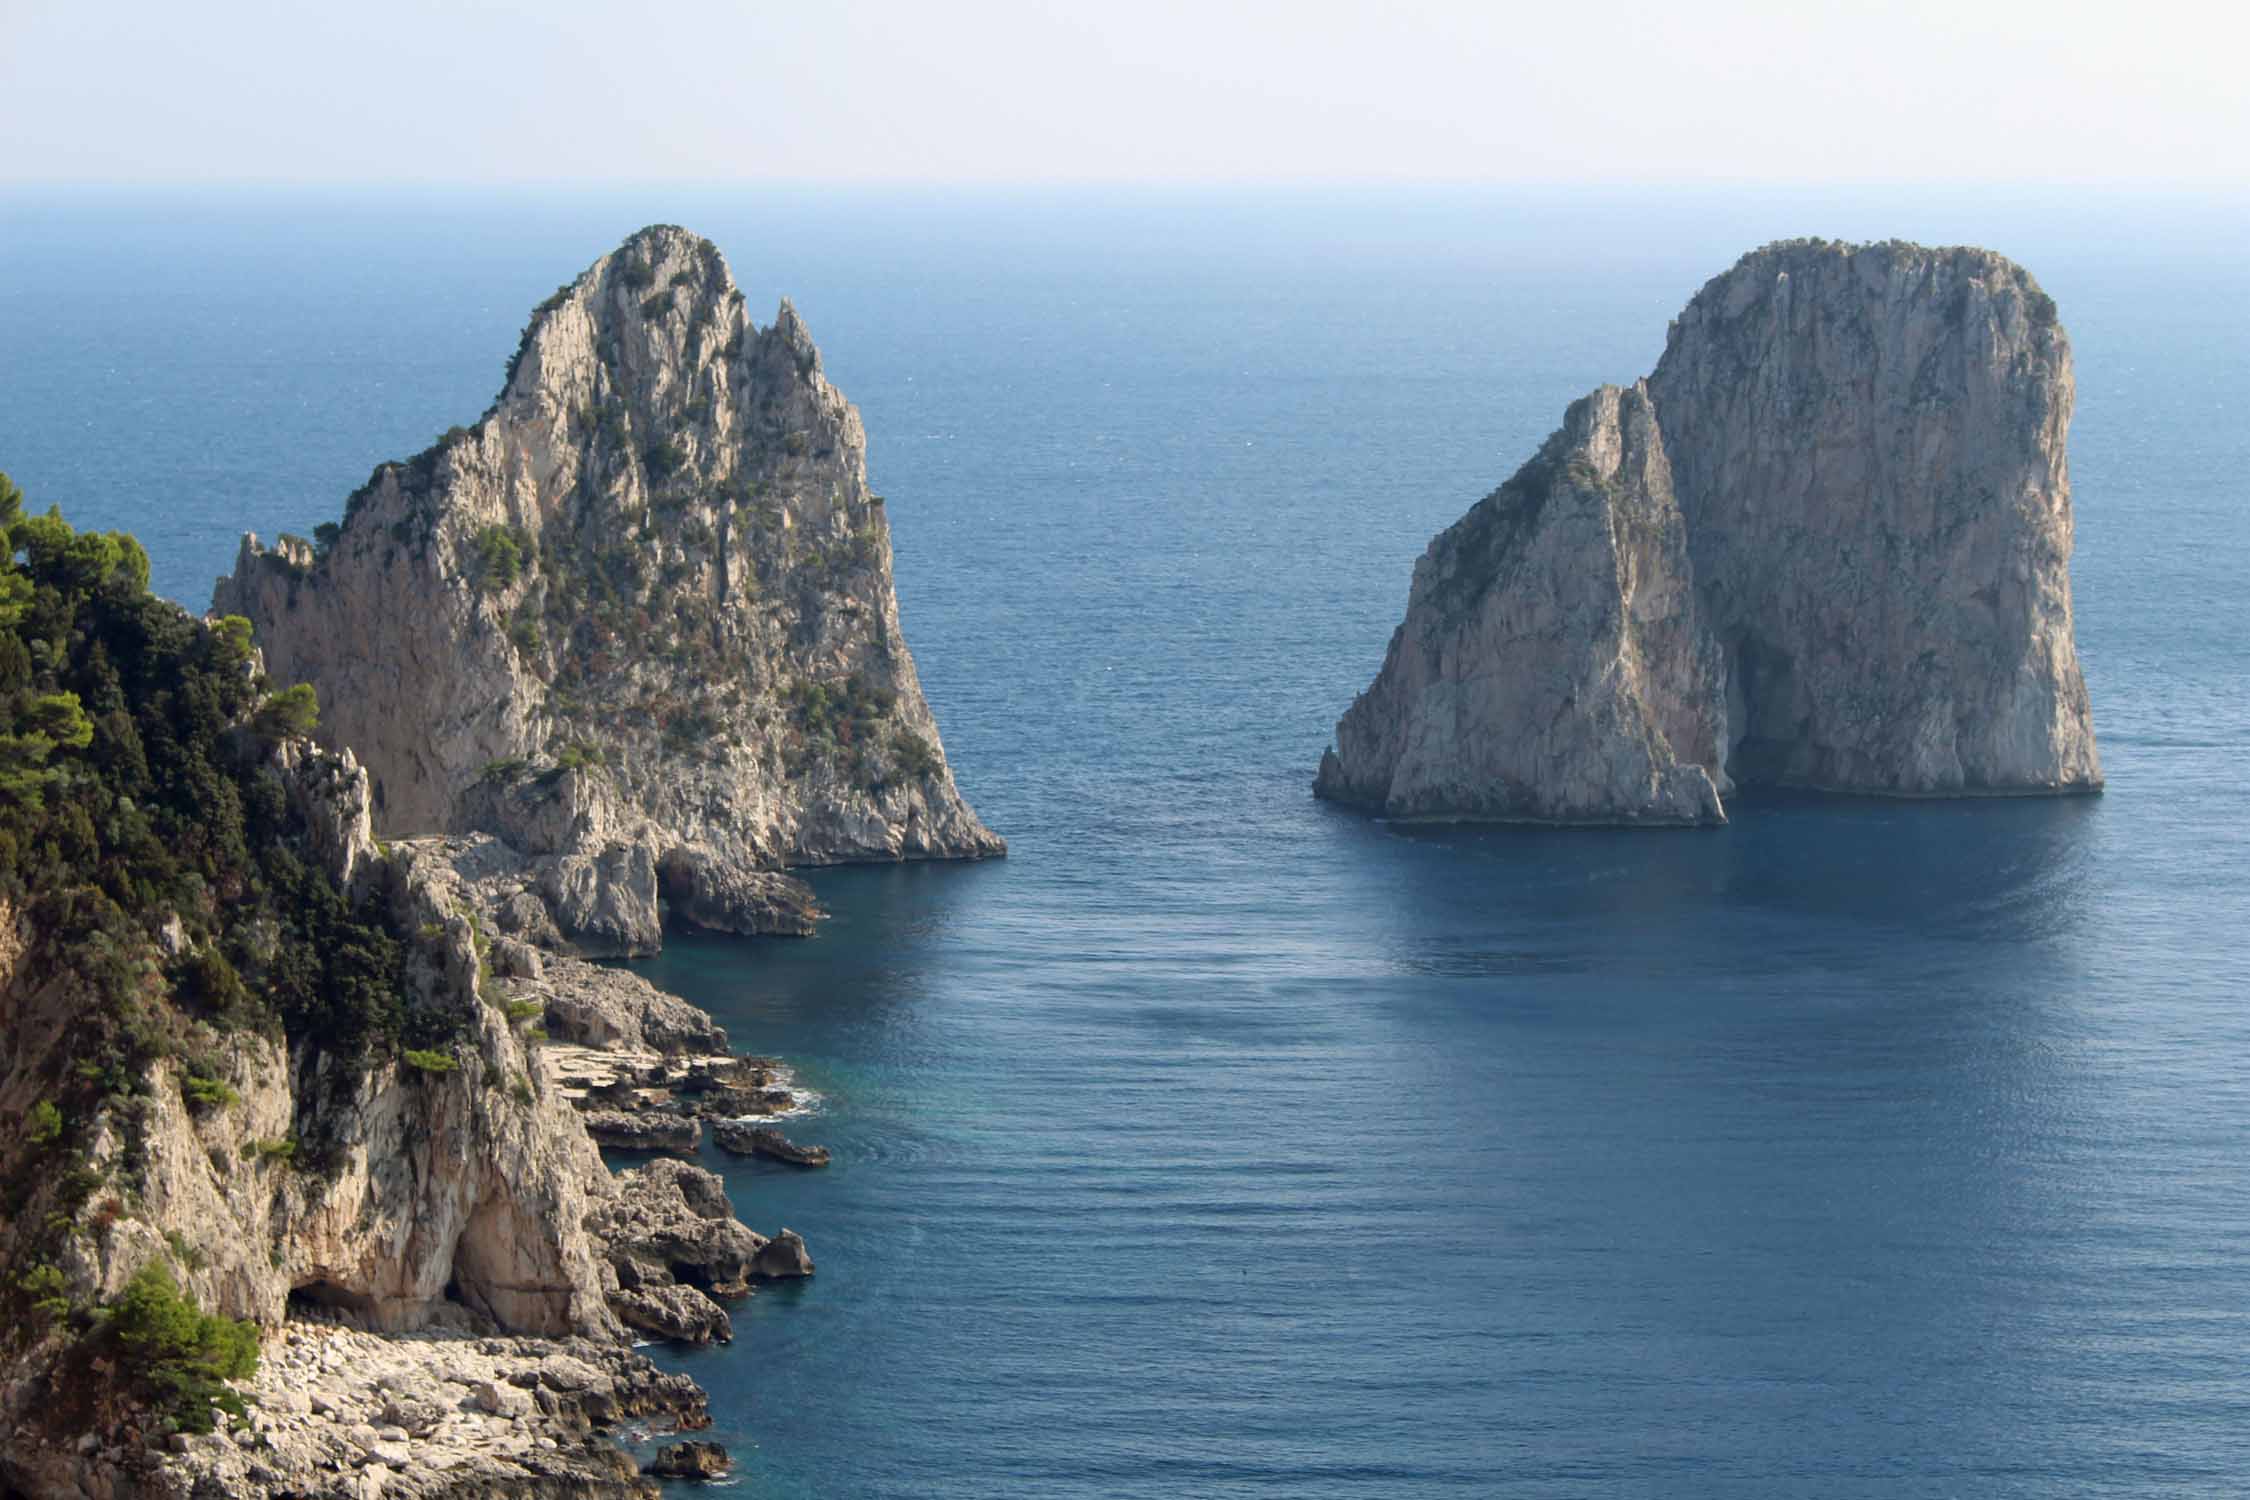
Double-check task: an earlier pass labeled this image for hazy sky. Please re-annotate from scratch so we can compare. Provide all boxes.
[3,0,2245,185]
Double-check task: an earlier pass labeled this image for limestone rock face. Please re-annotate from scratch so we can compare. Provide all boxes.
[1647,241,2100,794]
[1,649,795,1500]
[1315,384,1728,824]
[1318,240,2101,821]
[214,224,1001,951]
[0,744,619,1345]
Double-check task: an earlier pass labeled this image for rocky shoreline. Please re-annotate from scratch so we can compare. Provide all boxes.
[130,1324,708,1500]
[0,737,836,1499]
[3,935,825,1497]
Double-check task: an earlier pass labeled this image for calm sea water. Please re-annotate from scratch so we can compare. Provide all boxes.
[4,186,2248,1497]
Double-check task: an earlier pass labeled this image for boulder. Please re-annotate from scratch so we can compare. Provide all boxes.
[609,1283,733,1345]
[587,1160,776,1297]
[645,1441,732,1480]
[751,1229,815,1280]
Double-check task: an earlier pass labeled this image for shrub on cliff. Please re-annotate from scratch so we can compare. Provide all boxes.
[470,524,529,592]
[104,1263,258,1434]
[892,730,942,780]
[252,682,319,740]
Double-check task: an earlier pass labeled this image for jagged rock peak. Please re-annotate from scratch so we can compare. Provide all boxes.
[1318,238,2100,825]
[214,225,1002,954]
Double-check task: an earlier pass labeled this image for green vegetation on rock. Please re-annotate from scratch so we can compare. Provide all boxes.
[103,1263,259,1434]
[471,524,529,592]
[252,682,319,741]
[0,468,466,1112]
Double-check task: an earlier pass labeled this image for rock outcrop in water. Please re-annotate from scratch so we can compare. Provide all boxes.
[1317,239,2102,822]
[213,224,1001,955]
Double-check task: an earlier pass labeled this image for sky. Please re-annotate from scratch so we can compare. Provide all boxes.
[2,0,2246,186]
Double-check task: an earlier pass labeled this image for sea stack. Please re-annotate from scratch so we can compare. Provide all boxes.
[1316,239,2102,823]
[216,226,1001,951]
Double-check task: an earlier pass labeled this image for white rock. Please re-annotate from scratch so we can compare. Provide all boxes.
[214,225,1004,962]
[1320,239,2101,820]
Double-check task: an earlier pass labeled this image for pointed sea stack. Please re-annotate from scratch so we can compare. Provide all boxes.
[216,226,1001,950]
[1317,239,2102,823]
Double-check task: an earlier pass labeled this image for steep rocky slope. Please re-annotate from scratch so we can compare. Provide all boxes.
[214,225,1000,954]
[1318,240,2102,822]
[0,486,800,1498]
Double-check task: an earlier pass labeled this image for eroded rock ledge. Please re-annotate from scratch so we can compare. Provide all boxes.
[1317,239,2102,823]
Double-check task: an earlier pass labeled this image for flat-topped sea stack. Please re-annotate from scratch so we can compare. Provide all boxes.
[216,225,1001,951]
[1317,239,2102,824]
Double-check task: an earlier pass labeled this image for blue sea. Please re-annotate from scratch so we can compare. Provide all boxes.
[4,185,2248,1497]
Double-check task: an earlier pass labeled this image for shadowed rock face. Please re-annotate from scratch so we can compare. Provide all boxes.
[215,225,1001,951]
[1318,239,2101,824]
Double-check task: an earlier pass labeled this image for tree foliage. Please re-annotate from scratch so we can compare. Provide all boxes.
[252,682,319,740]
[0,472,455,1079]
[105,1263,259,1433]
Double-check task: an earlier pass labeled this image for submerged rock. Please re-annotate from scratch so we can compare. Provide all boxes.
[1319,239,2101,821]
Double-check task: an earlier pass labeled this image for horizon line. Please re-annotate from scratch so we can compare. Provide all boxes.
[3,175,2247,197]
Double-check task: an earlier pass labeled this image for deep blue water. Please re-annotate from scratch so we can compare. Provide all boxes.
[5,186,2249,1497]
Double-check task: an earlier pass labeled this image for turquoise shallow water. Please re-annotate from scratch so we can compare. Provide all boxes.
[4,186,2248,1496]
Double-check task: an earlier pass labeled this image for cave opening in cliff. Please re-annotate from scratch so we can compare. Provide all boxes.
[668,1260,715,1291]
[288,1279,377,1327]
[1724,636,1802,788]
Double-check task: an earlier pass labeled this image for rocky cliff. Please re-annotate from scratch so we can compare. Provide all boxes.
[1317,240,2102,821]
[0,736,797,1497]
[0,489,804,1497]
[1315,384,1729,824]
[214,224,1001,954]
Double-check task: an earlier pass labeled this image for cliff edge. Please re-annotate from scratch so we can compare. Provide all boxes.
[1316,239,2101,822]
[215,225,1001,953]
